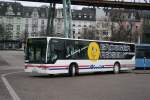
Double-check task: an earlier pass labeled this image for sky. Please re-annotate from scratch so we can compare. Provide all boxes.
[1,0,50,7]
[0,0,85,9]
[0,0,149,8]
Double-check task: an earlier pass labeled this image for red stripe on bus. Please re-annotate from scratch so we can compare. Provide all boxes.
[25,64,134,69]
[25,65,68,68]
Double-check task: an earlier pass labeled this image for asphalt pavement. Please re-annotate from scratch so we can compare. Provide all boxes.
[0,51,150,100]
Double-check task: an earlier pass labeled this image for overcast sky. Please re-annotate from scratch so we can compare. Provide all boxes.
[0,0,148,7]
[1,0,49,7]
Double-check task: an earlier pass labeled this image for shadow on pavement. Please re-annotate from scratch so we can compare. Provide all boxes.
[28,71,132,79]
[133,69,150,74]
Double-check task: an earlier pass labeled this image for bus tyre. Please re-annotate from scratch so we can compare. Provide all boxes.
[69,64,78,77]
[113,63,120,74]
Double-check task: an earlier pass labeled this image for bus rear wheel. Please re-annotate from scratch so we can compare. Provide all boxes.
[113,63,120,74]
[69,64,78,76]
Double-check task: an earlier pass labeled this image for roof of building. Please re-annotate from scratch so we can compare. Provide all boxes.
[72,8,96,21]
[23,6,48,18]
[0,1,23,17]
[0,1,95,20]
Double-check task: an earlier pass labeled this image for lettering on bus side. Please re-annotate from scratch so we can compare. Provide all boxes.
[89,64,104,69]
[100,43,133,59]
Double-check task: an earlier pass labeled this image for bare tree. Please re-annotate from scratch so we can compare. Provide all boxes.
[0,24,5,40]
[105,8,136,42]
[0,24,12,40]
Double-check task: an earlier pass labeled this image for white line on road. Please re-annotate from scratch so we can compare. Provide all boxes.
[1,71,23,100]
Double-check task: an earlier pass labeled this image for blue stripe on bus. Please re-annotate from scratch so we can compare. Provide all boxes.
[49,67,113,70]
[80,67,101,69]
[79,67,113,69]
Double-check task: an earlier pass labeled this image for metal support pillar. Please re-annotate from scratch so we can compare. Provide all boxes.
[46,3,56,36]
[63,0,72,38]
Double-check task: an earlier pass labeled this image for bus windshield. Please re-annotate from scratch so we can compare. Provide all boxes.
[25,38,47,64]
[136,45,150,58]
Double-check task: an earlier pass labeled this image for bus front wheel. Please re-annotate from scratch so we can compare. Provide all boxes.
[113,63,120,74]
[69,64,78,76]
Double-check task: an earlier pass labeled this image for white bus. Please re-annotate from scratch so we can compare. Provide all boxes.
[25,37,135,76]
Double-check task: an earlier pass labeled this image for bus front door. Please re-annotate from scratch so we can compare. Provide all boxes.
[144,57,150,69]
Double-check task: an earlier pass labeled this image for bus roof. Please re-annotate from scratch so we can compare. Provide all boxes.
[28,37,135,45]
[136,44,150,47]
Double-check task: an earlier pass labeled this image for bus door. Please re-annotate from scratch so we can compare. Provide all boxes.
[136,48,145,69]
[136,46,150,69]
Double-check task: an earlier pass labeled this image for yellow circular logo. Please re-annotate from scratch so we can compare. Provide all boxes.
[87,42,101,62]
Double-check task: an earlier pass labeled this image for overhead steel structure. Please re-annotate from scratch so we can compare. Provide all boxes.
[17,0,150,38]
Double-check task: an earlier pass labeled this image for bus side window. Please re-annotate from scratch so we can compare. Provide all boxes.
[145,51,150,59]
[136,49,144,58]
[66,40,75,59]
[78,41,89,59]
[51,39,66,61]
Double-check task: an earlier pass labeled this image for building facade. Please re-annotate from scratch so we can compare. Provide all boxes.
[96,8,112,40]
[0,1,99,40]
[22,6,48,37]
[72,8,96,39]
[0,1,49,40]
[0,2,23,40]
[54,8,97,39]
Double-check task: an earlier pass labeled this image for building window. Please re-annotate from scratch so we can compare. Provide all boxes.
[89,15,92,19]
[72,24,75,27]
[78,29,81,33]
[7,17,13,23]
[25,24,28,32]
[73,29,75,34]
[102,22,108,28]
[32,19,38,25]
[103,31,108,36]
[41,26,45,33]
[32,26,37,33]
[79,14,81,18]
[26,19,28,24]
[41,20,44,25]
[78,25,81,27]
[17,25,20,32]
[72,14,75,18]
[84,25,87,27]
[34,12,38,17]
[6,24,13,31]
[17,17,21,21]
[58,19,61,23]
[61,11,63,17]
[26,13,29,17]
[17,12,21,16]
[84,14,87,18]
[41,13,45,17]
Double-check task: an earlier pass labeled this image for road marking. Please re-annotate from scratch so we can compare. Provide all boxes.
[1,71,23,100]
